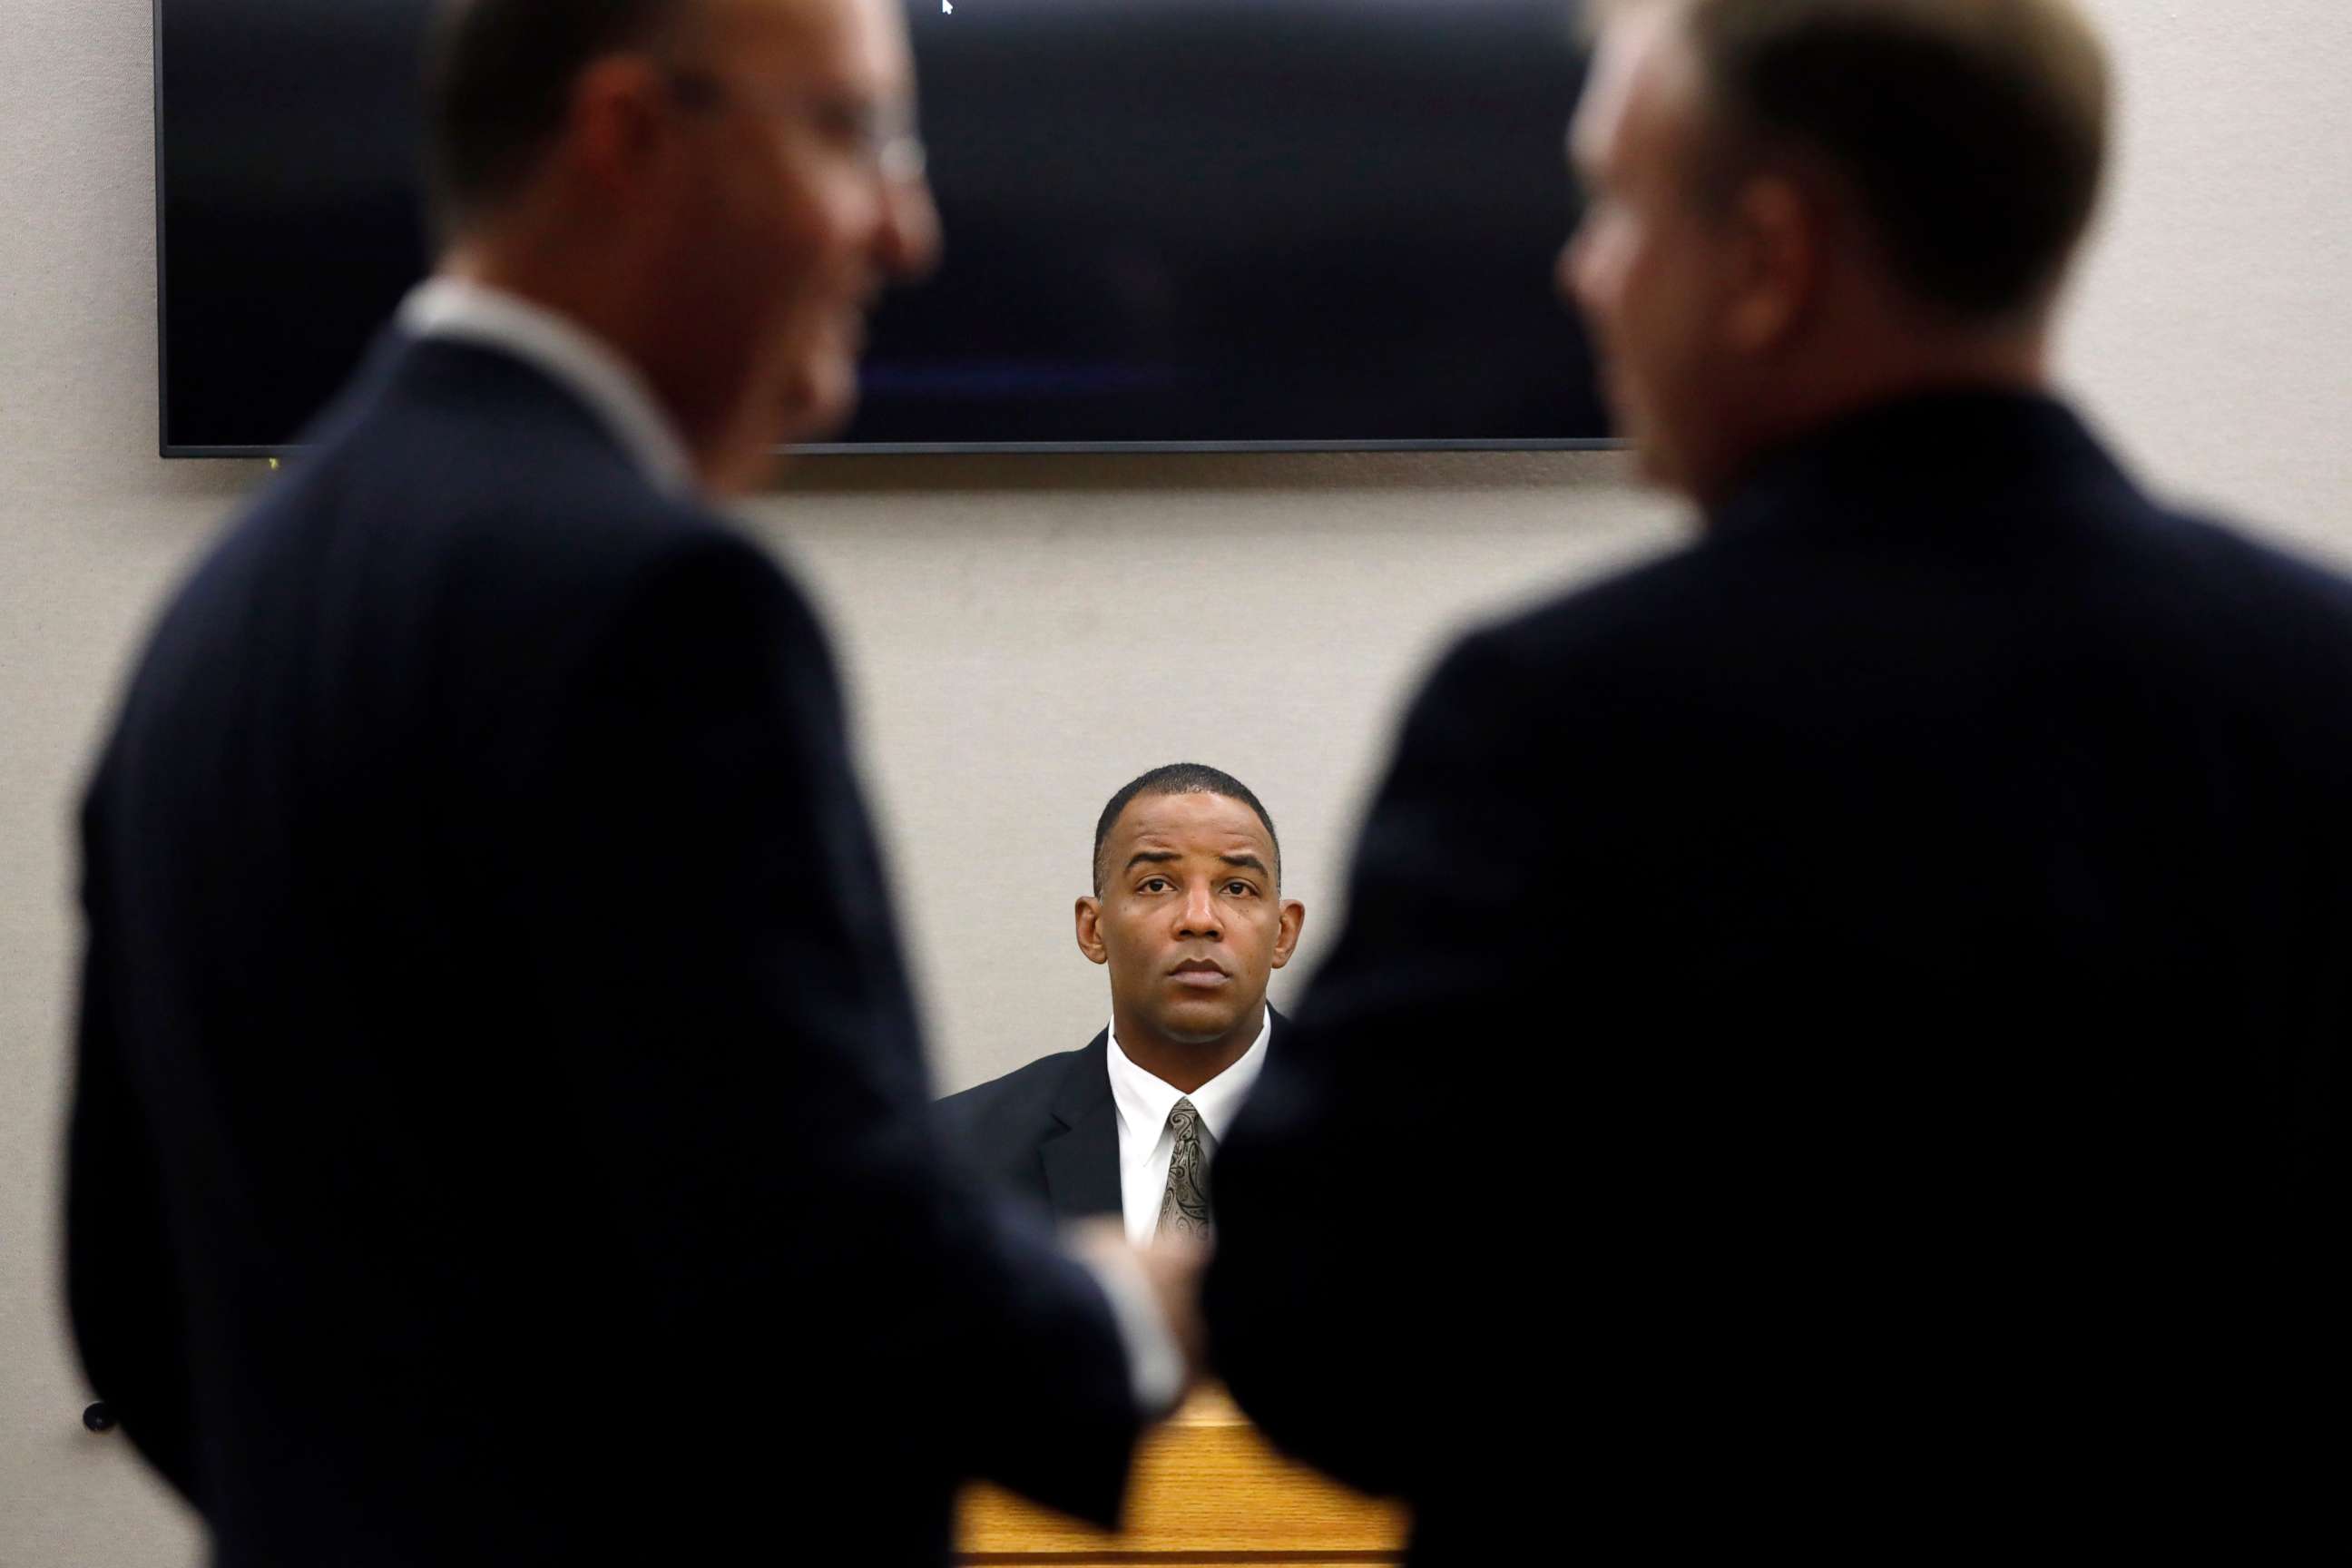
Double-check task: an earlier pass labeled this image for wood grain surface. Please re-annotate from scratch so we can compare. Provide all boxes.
[956,1385,1408,1563]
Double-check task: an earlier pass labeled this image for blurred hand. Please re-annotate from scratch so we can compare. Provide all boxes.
[1132,1232,1210,1383]
[1068,1220,1210,1402]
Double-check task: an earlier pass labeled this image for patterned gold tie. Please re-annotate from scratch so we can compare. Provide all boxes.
[1154,1099,1216,1241]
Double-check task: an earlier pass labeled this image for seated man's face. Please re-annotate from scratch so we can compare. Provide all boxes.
[1078,790,1304,1052]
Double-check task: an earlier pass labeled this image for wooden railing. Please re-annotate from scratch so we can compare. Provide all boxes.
[956,1385,1407,1566]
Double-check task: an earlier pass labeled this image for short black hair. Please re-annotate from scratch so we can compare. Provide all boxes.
[1093,764,1280,896]
[424,0,697,238]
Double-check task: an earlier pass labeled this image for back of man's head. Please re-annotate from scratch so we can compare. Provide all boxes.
[424,0,700,241]
[1673,0,2111,328]
[1571,0,2112,505]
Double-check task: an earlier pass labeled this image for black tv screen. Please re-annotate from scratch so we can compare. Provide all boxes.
[157,0,1603,455]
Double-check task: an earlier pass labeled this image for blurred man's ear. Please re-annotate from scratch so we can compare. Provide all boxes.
[1721,172,1820,354]
[565,55,676,203]
[1270,900,1306,969]
[1074,897,1110,965]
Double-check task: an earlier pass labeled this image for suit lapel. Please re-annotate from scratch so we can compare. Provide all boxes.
[1036,1011,1286,1223]
[1039,1033,1122,1222]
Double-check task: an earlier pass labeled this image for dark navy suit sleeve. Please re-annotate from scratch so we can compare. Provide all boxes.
[534,531,1139,1523]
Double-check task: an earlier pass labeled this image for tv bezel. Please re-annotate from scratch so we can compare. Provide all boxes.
[151,0,1619,461]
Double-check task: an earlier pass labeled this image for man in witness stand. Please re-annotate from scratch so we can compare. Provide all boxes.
[1207,0,2351,1556]
[942,765,1305,1239]
[67,3,1197,1563]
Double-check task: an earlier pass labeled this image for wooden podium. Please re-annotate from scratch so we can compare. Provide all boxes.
[956,1385,1408,1566]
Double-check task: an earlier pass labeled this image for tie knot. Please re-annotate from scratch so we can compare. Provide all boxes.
[1168,1098,1200,1139]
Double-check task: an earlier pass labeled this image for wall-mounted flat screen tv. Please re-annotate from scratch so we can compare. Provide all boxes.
[157,0,1602,455]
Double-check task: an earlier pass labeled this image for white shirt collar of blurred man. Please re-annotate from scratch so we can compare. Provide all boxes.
[1103,1010,1271,1246]
[398,278,695,499]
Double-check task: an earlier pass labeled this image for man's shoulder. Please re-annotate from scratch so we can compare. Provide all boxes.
[2114,504,2352,630]
[1394,541,1718,744]
[938,1035,1106,1134]
[2085,505,2352,741]
[339,339,719,536]
[118,342,808,788]
[283,340,795,639]
[1459,466,2352,680]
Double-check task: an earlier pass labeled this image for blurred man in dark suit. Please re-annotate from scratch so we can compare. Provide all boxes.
[941,765,1305,1238]
[67,3,1196,1563]
[1207,0,2351,1556]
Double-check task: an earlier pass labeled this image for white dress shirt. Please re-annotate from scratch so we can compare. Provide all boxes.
[1106,1011,1271,1246]
[397,278,696,498]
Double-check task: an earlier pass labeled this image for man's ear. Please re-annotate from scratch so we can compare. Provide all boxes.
[1074,897,1109,965]
[565,55,675,203]
[1721,172,1819,354]
[1269,900,1306,968]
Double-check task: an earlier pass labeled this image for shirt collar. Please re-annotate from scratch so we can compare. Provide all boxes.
[397,278,697,498]
[1105,1008,1273,1150]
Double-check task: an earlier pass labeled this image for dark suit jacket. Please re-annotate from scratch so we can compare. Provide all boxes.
[1205,392,2351,1559]
[68,335,1138,1566]
[938,1013,1287,1222]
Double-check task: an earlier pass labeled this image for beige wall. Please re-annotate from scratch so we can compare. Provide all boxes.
[4,0,2347,1559]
